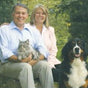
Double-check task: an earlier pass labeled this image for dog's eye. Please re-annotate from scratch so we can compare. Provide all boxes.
[72,41,74,43]
[77,41,81,45]
[72,41,76,46]
[72,41,75,44]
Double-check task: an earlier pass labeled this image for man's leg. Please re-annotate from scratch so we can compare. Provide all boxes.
[32,60,54,88]
[0,62,35,88]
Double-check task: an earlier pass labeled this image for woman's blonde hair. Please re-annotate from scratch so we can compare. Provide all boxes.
[30,4,49,28]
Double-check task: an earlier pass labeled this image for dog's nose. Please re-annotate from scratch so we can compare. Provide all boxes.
[75,48,79,54]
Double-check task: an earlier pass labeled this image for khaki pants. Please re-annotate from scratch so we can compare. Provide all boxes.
[0,60,54,88]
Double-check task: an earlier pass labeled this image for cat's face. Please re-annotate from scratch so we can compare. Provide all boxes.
[18,39,29,51]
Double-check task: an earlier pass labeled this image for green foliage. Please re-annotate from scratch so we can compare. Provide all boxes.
[0,0,17,24]
[56,0,88,37]
[56,0,88,56]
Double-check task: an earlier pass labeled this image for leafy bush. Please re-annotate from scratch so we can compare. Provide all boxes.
[0,0,16,24]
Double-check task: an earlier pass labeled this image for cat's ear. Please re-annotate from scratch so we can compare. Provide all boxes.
[19,39,21,42]
[26,39,29,42]
[26,39,29,44]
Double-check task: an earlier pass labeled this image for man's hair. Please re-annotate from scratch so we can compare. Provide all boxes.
[12,3,29,13]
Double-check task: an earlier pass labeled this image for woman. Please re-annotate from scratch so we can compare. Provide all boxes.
[27,4,61,82]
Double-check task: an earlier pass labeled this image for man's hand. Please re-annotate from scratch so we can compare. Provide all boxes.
[28,59,38,66]
[8,55,18,62]
[21,54,32,62]
[28,54,44,66]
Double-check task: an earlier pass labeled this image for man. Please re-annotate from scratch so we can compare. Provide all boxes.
[0,3,54,88]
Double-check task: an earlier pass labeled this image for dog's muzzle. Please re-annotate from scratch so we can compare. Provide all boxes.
[73,44,81,58]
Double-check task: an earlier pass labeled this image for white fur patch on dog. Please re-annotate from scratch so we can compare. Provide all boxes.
[67,58,88,88]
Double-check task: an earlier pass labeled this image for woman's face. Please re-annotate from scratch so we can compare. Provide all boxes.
[35,8,46,24]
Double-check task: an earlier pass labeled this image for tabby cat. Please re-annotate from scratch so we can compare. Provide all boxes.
[17,39,40,60]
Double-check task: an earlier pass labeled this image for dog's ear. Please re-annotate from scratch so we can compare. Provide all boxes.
[83,41,88,60]
[61,40,71,60]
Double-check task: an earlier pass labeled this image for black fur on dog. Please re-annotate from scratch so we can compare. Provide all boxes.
[59,38,88,88]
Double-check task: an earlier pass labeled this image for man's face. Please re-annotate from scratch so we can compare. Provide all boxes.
[12,6,28,28]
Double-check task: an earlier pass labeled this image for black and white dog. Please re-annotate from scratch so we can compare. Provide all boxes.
[59,38,88,88]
